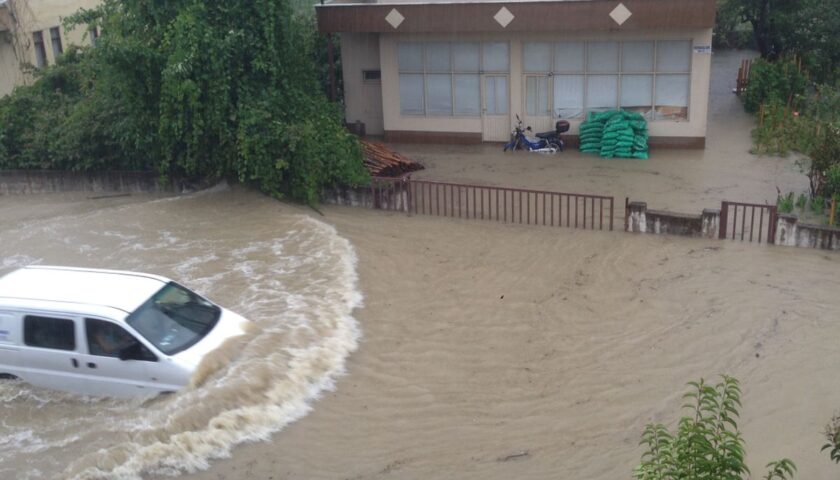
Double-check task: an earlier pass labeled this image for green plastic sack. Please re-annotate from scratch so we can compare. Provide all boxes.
[632,152,649,160]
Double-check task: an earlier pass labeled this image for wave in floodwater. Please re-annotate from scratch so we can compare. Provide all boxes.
[0,189,363,479]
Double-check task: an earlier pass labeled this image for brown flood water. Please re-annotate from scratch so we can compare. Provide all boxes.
[1,50,838,480]
[1,187,839,480]
[0,188,363,479]
[398,50,807,213]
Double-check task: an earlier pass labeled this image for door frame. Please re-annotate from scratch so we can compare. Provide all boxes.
[481,74,510,142]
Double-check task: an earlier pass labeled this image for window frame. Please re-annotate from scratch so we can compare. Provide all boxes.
[397,41,509,118]
[32,30,48,68]
[49,26,63,58]
[23,315,77,351]
[84,317,158,361]
[521,39,692,122]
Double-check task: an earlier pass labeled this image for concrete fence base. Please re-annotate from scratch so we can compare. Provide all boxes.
[0,170,191,196]
[323,184,410,212]
[626,201,720,239]
[775,214,840,250]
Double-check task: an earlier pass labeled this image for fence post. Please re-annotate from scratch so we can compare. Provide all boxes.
[406,176,413,215]
[609,197,614,231]
[718,201,728,239]
[768,205,778,244]
[624,197,629,232]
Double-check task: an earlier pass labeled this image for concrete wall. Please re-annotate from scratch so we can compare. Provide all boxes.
[0,170,184,195]
[341,32,384,135]
[0,0,101,97]
[626,201,720,238]
[364,28,713,144]
[775,214,840,250]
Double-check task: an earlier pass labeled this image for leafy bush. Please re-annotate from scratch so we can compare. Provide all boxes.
[635,376,795,480]
[742,58,807,114]
[808,124,840,197]
[777,192,795,213]
[0,0,369,204]
[823,413,840,464]
[824,165,840,199]
[795,193,807,211]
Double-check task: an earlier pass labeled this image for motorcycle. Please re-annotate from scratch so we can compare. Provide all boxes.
[503,115,569,153]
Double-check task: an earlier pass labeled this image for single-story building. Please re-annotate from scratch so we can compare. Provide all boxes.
[317,0,715,148]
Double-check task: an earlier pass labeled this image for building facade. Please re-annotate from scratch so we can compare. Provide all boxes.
[318,0,716,148]
[0,0,100,97]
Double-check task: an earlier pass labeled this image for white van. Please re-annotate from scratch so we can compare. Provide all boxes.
[0,266,249,397]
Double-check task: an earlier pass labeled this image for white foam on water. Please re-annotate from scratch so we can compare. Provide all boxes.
[0,192,364,480]
[69,218,361,479]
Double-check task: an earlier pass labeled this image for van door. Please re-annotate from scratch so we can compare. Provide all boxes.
[0,311,21,377]
[17,314,88,394]
[81,318,170,397]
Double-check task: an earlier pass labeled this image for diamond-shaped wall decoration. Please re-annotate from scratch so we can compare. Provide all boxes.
[494,7,515,28]
[609,3,632,26]
[385,8,405,29]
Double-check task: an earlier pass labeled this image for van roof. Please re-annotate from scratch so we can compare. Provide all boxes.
[0,266,170,315]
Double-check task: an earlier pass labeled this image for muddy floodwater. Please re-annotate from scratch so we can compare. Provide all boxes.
[2,187,840,480]
[0,189,362,479]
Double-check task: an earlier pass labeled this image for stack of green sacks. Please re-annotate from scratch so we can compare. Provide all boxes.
[577,110,649,159]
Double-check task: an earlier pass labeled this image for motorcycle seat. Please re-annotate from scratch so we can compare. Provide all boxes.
[535,131,556,139]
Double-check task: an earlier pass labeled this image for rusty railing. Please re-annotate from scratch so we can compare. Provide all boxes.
[406,179,614,231]
[735,58,752,95]
[719,200,777,244]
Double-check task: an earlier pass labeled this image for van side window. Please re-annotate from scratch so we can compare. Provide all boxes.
[85,318,156,361]
[23,316,76,350]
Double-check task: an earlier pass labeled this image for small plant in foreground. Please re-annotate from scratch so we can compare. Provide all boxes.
[821,413,840,463]
[777,192,795,213]
[634,375,795,480]
[765,459,797,479]
[795,193,808,212]
[811,195,825,215]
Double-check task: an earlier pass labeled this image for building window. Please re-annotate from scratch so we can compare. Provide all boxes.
[32,31,48,68]
[522,40,691,121]
[50,27,63,58]
[397,42,509,117]
[362,70,381,84]
[90,25,100,46]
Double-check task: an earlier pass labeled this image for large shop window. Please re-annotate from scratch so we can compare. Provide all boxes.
[398,42,509,117]
[523,40,691,121]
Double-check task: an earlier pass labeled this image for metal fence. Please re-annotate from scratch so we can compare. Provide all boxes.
[719,201,777,244]
[380,178,616,231]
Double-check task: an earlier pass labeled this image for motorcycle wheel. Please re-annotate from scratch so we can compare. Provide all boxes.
[548,140,562,153]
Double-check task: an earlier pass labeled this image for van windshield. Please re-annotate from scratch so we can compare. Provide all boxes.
[126,282,221,355]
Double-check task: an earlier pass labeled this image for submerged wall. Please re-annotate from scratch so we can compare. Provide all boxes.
[0,170,185,195]
[775,214,840,250]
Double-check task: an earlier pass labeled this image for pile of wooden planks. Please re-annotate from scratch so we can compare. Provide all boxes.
[361,140,424,178]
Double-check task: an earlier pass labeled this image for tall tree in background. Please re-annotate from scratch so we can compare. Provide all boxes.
[719,0,839,82]
[0,0,368,204]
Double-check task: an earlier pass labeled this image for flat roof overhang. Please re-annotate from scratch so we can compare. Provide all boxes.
[316,0,715,33]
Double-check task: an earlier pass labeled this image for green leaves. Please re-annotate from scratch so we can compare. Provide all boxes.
[822,414,840,464]
[634,376,795,480]
[0,0,368,205]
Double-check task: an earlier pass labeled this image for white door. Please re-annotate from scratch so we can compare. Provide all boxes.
[482,75,510,142]
[81,318,173,397]
[16,314,89,394]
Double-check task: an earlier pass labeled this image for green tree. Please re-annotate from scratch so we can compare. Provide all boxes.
[718,0,840,83]
[635,376,795,480]
[0,0,368,204]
